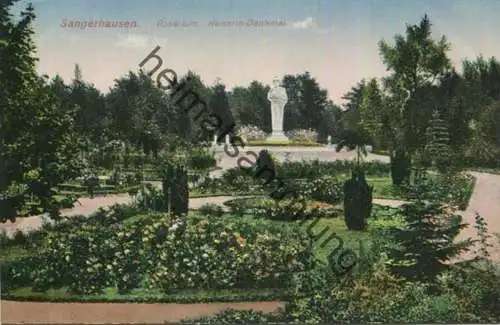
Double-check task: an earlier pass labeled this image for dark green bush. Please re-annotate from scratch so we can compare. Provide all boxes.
[188,149,217,170]
[403,173,476,211]
[278,160,390,180]
[1,255,47,293]
[343,168,373,230]
[135,183,167,211]
[198,203,225,217]
[390,149,410,185]
[254,150,276,185]
[219,167,258,192]
[171,166,189,216]
[384,201,471,281]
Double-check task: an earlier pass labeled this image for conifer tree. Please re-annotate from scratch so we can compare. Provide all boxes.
[385,200,473,280]
[425,110,455,173]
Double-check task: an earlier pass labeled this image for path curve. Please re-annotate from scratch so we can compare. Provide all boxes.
[456,172,500,261]
[0,195,246,236]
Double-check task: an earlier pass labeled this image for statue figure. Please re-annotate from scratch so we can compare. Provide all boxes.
[267,77,289,141]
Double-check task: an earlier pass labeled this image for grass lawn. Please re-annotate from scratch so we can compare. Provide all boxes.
[303,217,372,263]
[217,213,372,264]
[366,177,405,200]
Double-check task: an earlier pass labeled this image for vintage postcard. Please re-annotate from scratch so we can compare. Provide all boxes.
[1,0,499,324]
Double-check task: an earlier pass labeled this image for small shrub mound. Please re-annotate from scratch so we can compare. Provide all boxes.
[299,175,343,204]
[197,203,225,217]
[225,197,340,220]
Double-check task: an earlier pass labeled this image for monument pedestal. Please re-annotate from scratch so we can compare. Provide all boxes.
[267,131,289,142]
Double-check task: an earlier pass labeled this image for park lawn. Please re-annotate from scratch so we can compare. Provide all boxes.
[217,213,372,264]
[307,217,372,263]
[366,177,405,200]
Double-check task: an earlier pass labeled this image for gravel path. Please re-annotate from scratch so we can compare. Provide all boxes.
[0,300,283,324]
[0,195,243,236]
[456,172,500,261]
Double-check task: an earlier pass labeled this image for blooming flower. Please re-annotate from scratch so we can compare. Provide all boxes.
[236,236,247,247]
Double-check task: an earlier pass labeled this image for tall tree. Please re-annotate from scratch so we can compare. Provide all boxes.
[229,81,271,133]
[0,0,82,221]
[73,63,83,82]
[282,72,331,133]
[359,78,389,150]
[340,80,366,132]
[208,81,235,142]
[378,14,452,183]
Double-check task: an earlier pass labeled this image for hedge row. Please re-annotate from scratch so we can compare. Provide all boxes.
[245,140,323,147]
[2,289,290,303]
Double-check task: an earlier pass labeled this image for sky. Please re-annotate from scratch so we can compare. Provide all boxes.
[11,0,500,104]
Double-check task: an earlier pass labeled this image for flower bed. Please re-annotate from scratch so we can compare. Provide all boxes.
[3,213,315,296]
[224,196,341,221]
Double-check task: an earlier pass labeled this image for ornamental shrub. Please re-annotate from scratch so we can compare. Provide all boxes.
[238,125,268,141]
[343,168,373,230]
[300,175,343,204]
[390,149,410,185]
[254,149,276,185]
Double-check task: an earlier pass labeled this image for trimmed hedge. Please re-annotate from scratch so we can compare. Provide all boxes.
[58,184,141,196]
[2,288,290,303]
[246,140,323,147]
[277,160,391,180]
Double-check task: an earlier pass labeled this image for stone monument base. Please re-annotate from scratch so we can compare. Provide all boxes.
[266,132,289,142]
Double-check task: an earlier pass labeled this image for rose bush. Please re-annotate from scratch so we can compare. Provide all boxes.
[29,213,315,294]
[238,125,268,142]
[298,175,343,204]
[285,129,318,142]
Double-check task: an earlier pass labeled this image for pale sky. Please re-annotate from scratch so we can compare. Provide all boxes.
[13,0,500,104]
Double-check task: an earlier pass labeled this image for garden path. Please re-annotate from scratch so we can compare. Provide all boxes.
[0,193,407,236]
[455,172,500,261]
[0,194,238,236]
[1,300,284,324]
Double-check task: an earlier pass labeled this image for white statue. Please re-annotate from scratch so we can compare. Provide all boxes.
[267,77,289,141]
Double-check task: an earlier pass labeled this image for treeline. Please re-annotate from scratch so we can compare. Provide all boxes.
[340,15,500,169]
[45,68,342,158]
